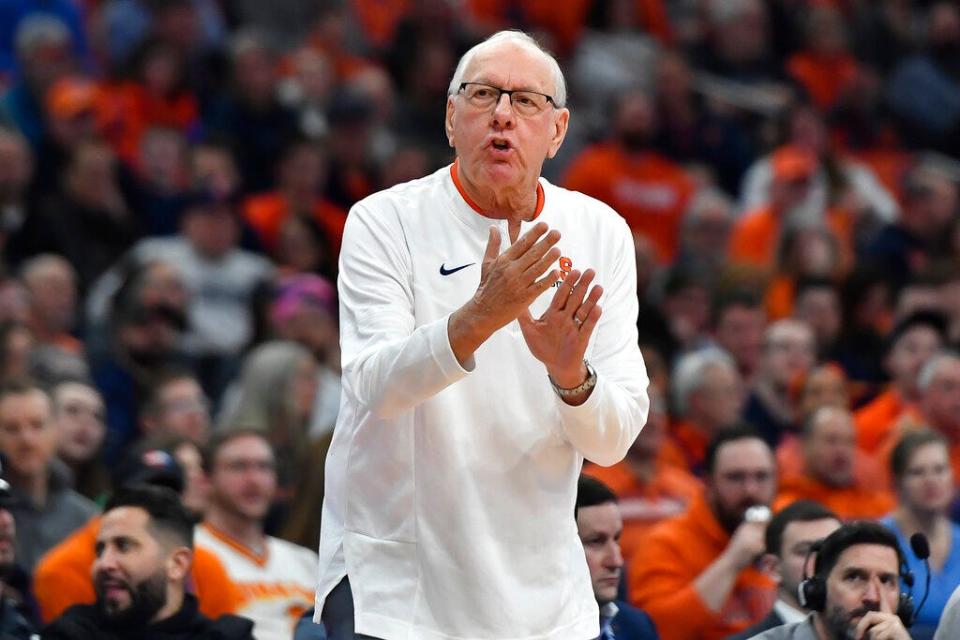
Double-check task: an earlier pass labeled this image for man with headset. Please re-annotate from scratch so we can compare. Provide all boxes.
[751,521,913,640]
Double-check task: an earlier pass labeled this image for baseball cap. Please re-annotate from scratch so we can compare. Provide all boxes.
[270,274,337,326]
[45,76,97,120]
[771,145,817,183]
[113,447,185,494]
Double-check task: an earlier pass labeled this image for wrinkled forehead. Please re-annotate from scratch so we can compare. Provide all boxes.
[832,544,900,577]
[462,42,555,95]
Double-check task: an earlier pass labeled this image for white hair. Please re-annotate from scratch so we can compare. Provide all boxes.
[917,350,960,391]
[447,30,567,108]
[671,347,737,417]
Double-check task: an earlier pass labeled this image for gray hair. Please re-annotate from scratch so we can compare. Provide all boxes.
[19,253,75,289]
[15,14,71,60]
[447,30,567,108]
[683,188,734,231]
[917,350,960,391]
[671,347,737,417]
[707,0,763,25]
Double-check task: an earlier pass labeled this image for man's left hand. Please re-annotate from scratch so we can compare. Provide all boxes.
[519,269,602,396]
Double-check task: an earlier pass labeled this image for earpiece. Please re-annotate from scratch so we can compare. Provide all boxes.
[796,540,916,627]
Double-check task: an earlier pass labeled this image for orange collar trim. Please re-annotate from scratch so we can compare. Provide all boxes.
[449,160,545,219]
[201,522,268,567]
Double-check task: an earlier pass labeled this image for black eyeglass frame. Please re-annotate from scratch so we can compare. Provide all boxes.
[457,82,558,110]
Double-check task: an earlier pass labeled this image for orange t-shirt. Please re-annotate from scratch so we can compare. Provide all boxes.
[773,474,895,520]
[628,492,776,640]
[582,459,702,565]
[34,516,242,623]
[659,420,711,477]
[776,434,889,493]
[563,143,696,264]
[786,52,859,111]
[854,388,916,453]
[729,205,852,271]
[243,192,348,257]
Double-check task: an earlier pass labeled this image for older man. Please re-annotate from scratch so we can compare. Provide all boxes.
[315,30,649,640]
[774,407,895,520]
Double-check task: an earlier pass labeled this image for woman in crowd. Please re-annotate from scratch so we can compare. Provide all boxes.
[881,429,960,639]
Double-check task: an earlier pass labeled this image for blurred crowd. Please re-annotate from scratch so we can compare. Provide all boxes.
[0,0,957,638]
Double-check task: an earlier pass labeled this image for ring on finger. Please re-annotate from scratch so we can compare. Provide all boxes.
[574,316,583,327]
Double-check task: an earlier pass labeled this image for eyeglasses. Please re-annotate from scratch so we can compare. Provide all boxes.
[458,82,556,116]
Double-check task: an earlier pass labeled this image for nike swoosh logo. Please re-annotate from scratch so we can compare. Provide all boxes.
[439,262,475,276]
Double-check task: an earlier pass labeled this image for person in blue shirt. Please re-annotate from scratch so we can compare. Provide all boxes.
[881,428,960,640]
[577,475,659,640]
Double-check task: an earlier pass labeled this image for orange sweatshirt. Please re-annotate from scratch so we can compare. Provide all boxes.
[628,492,776,640]
[34,516,242,623]
[774,474,895,520]
[583,459,702,565]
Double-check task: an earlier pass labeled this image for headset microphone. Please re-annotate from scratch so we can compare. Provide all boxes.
[910,533,931,624]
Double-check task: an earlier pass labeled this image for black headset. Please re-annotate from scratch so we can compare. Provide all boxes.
[797,539,916,628]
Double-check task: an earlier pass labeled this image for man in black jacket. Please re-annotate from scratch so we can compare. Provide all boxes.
[42,484,253,640]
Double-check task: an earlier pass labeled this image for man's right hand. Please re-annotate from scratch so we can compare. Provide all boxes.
[722,519,768,571]
[449,222,561,365]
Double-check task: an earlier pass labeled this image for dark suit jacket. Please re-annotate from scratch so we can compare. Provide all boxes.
[725,609,786,640]
[608,601,660,639]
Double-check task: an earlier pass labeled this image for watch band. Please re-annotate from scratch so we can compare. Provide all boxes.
[549,360,597,397]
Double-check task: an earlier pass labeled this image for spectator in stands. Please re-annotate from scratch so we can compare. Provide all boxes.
[887,2,960,150]
[42,484,253,639]
[584,390,700,568]
[197,430,317,640]
[0,128,36,268]
[32,74,99,197]
[25,139,139,292]
[664,347,744,476]
[740,104,899,229]
[98,184,274,401]
[563,88,696,264]
[880,430,960,637]
[731,145,848,271]
[0,476,35,638]
[918,350,960,450]
[268,274,340,438]
[728,500,840,639]
[33,442,234,624]
[128,127,192,237]
[91,260,190,463]
[242,139,346,261]
[576,475,660,640]
[774,407,894,519]
[205,29,298,193]
[863,165,958,291]
[674,188,735,282]
[785,5,861,113]
[751,521,914,640]
[777,364,888,495]
[854,311,947,453]
[712,291,767,384]
[629,428,777,640]
[51,381,108,501]
[743,319,816,448]
[792,278,843,360]
[0,380,96,570]
[0,322,31,384]
[0,15,76,148]
[20,254,80,355]
[139,369,210,445]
